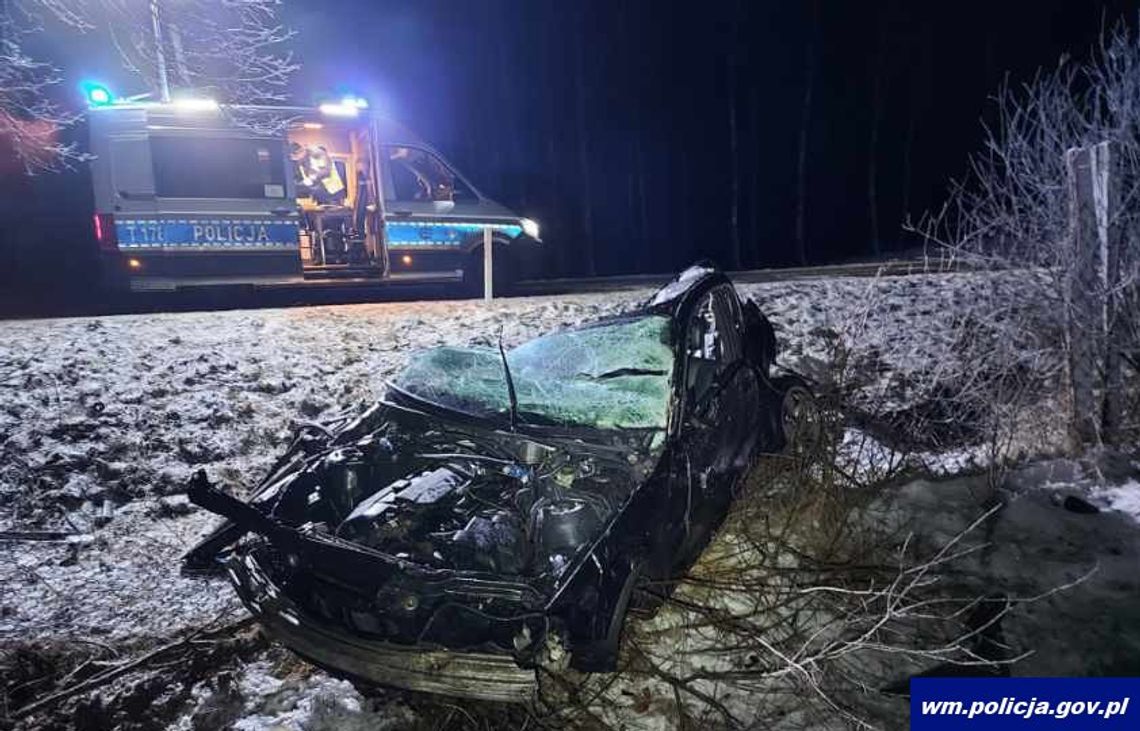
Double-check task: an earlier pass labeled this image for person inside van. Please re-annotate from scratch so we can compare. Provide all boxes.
[388,146,453,202]
[293,143,347,206]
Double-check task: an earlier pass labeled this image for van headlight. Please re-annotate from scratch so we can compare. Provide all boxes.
[520,218,540,239]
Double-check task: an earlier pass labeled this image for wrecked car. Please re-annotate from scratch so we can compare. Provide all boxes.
[183,265,812,702]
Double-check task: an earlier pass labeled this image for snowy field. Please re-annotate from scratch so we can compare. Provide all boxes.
[1,272,1138,729]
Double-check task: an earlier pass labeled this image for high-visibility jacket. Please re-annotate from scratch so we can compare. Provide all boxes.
[299,149,345,197]
[318,161,345,197]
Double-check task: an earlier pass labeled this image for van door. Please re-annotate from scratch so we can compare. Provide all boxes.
[377,143,490,280]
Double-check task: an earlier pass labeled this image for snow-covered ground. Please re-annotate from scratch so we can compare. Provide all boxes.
[1,271,1136,729]
[1,273,1006,640]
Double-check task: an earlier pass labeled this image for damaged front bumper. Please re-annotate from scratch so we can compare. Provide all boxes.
[229,551,539,703]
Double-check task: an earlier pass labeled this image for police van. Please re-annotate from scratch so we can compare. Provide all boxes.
[87,92,540,295]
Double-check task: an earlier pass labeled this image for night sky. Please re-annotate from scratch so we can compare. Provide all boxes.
[2,0,1137,292]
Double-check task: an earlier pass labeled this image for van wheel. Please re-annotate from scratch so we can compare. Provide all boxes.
[465,247,515,297]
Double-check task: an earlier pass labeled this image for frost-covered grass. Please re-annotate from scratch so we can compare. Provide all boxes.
[0,273,1022,643]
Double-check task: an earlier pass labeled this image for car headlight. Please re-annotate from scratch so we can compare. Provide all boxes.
[520,217,540,239]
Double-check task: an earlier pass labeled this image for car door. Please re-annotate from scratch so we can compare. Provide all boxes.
[667,285,763,561]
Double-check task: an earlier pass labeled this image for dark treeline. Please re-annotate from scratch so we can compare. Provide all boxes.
[2,0,1136,291]
[297,0,1129,276]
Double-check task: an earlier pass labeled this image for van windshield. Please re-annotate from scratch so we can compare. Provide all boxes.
[393,315,674,430]
[151,137,287,199]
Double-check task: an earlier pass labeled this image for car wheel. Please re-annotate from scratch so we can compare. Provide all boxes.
[571,560,641,672]
[601,560,641,662]
[629,575,672,619]
[773,375,822,457]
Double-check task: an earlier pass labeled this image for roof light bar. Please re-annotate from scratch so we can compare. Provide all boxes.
[171,97,219,112]
[318,102,360,118]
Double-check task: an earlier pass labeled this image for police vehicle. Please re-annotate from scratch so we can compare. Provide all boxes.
[86,87,541,295]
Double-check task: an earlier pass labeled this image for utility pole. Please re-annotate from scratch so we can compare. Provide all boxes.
[150,0,171,102]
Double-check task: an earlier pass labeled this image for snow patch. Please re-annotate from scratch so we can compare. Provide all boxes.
[1090,480,1140,524]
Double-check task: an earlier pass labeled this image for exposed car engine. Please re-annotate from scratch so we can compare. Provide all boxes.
[253,415,649,581]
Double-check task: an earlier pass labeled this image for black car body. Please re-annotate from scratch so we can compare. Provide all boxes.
[184,265,799,702]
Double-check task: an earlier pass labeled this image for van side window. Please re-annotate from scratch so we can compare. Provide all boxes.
[151,137,286,199]
[383,146,474,203]
[110,136,156,199]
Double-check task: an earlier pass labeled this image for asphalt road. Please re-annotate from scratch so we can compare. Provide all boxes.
[513,258,961,296]
[0,257,963,320]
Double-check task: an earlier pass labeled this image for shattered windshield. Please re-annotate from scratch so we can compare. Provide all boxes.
[393,315,674,429]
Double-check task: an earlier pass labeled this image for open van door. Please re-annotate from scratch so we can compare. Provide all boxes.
[284,114,388,278]
[373,132,534,293]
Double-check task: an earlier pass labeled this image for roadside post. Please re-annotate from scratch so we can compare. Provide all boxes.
[1064,141,1121,445]
[484,226,494,302]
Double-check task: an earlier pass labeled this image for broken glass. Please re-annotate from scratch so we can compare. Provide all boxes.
[394,315,674,429]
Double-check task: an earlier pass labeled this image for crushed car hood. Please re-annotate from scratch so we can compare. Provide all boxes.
[186,397,667,650]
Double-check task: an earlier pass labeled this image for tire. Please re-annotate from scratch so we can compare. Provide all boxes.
[771,375,822,457]
[629,575,672,619]
[603,564,638,650]
[570,560,640,672]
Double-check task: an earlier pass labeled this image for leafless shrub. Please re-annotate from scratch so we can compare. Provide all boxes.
[793,272,1066,488]
[516,450,1029,730]
[513,335,1069,730]
[908,21,1140,446]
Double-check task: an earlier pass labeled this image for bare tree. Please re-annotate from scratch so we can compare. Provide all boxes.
[102,0,296,104]
[793,0,818,267]
[866,7,890,257]
[0,0,296,172]
[572,8,596,277]
[0,0,92,172]
[725,0,743,270]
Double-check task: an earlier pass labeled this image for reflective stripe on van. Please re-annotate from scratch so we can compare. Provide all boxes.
[385,221,522,248]
[115,218,299,249]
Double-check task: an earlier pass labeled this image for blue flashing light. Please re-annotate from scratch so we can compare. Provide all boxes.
[82,82,114,106]
[342,95,368,109]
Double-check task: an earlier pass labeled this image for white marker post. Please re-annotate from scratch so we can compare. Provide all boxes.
[483,226,493,302]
